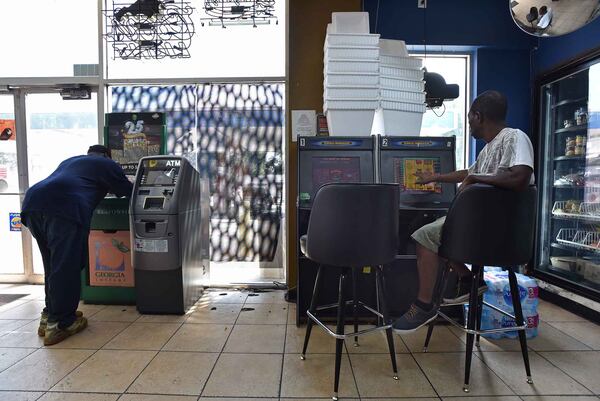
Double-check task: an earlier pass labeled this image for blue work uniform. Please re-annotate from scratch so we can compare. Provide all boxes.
[21,155,133,328]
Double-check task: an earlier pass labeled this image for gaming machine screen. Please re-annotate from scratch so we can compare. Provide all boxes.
[311,156,361,193]
[393,157,442,194]
[380,152,455,206]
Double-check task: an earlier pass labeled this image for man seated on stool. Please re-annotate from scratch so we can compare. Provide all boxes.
[392,90,535,333]
[537,6,553,32]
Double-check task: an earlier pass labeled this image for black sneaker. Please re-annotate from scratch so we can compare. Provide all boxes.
[443,279,488,304]
[392,304,438,333]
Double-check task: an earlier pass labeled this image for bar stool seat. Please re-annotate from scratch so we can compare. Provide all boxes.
[424,184,537,392]
[300,183,400,400]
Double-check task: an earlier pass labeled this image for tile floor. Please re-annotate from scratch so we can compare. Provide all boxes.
[0,284,599,401]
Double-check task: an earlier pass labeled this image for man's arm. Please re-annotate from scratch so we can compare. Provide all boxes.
[103,161,134,197]
[416,169,469,184]
[462,165,533,191]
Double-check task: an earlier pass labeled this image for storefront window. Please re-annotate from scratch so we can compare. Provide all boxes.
[413,55,470,169]
[0,95,24,275]
[0,0,98,77]
[110,84,284,263]
[105,0,285,79]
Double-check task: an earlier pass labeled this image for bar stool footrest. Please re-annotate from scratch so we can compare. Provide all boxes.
[307,310,391,340]
[316,300,384,319]
[441,301,518,321]
[437,310,527,335]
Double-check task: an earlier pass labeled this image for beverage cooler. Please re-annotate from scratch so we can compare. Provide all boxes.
[535,53,600,304]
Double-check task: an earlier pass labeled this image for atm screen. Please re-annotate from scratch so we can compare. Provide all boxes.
[311,156,361,192]
[145,169,178,186]
[393,157,442,194]
[140,159,180,187]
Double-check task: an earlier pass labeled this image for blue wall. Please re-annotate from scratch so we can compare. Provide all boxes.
[534,16,600,75]
[476,49,532,132]
[362,0,600,161]
[364,0,534,48]
[363,0,536,161]
[475,48,533,154]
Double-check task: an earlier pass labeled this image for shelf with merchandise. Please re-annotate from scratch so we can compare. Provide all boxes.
[553,184,586,189]
[552,97,588,109]
[556,228,600,253]
[544,251,600,290]
[551,242,600,256]
[552,201,600,222]
[554,155,586,162]
[555,125,588,134]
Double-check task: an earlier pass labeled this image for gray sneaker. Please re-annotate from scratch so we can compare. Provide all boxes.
[39,310,83,337]
[44,316,88,346]
[392,304,438,333]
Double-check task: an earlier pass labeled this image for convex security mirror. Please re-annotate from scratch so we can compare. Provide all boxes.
[510,0,600,37]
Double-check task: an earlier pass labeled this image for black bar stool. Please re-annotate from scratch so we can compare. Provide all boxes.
[299,183,400,400]
[423,184,536,392]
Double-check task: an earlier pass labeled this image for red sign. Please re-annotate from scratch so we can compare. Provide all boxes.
[0,120,16,141]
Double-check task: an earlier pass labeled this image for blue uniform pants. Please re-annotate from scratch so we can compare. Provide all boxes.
[23,212,88,329]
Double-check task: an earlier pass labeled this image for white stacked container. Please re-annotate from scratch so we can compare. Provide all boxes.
[378,39,426,135]
[324,13,380,137]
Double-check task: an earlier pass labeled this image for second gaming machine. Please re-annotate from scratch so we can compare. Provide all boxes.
[296,135,456,323]
[130,155,210,314]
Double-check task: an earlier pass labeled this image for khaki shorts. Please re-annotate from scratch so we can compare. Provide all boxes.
[411,216,446,253]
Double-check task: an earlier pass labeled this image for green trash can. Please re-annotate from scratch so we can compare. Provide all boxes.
[81,197,136,305]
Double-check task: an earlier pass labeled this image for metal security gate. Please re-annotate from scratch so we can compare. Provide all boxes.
[110,83,284,266]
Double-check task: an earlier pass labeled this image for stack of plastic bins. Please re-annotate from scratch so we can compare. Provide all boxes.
[379,39,426,135]
[324,13,380,136]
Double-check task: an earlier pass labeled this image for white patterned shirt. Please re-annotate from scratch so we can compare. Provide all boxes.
[468,128,535,185]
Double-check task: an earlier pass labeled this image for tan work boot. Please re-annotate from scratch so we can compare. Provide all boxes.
[39,310,84,337]
[43,316,88,346]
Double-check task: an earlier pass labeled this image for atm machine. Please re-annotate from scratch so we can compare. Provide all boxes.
[296,136,377,323]
[379,136,457,316]
[130,155,210,314]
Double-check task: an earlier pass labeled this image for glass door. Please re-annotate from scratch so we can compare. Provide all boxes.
[24,91,98,274]
[537,63,600,300]
[0,94,25,276]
